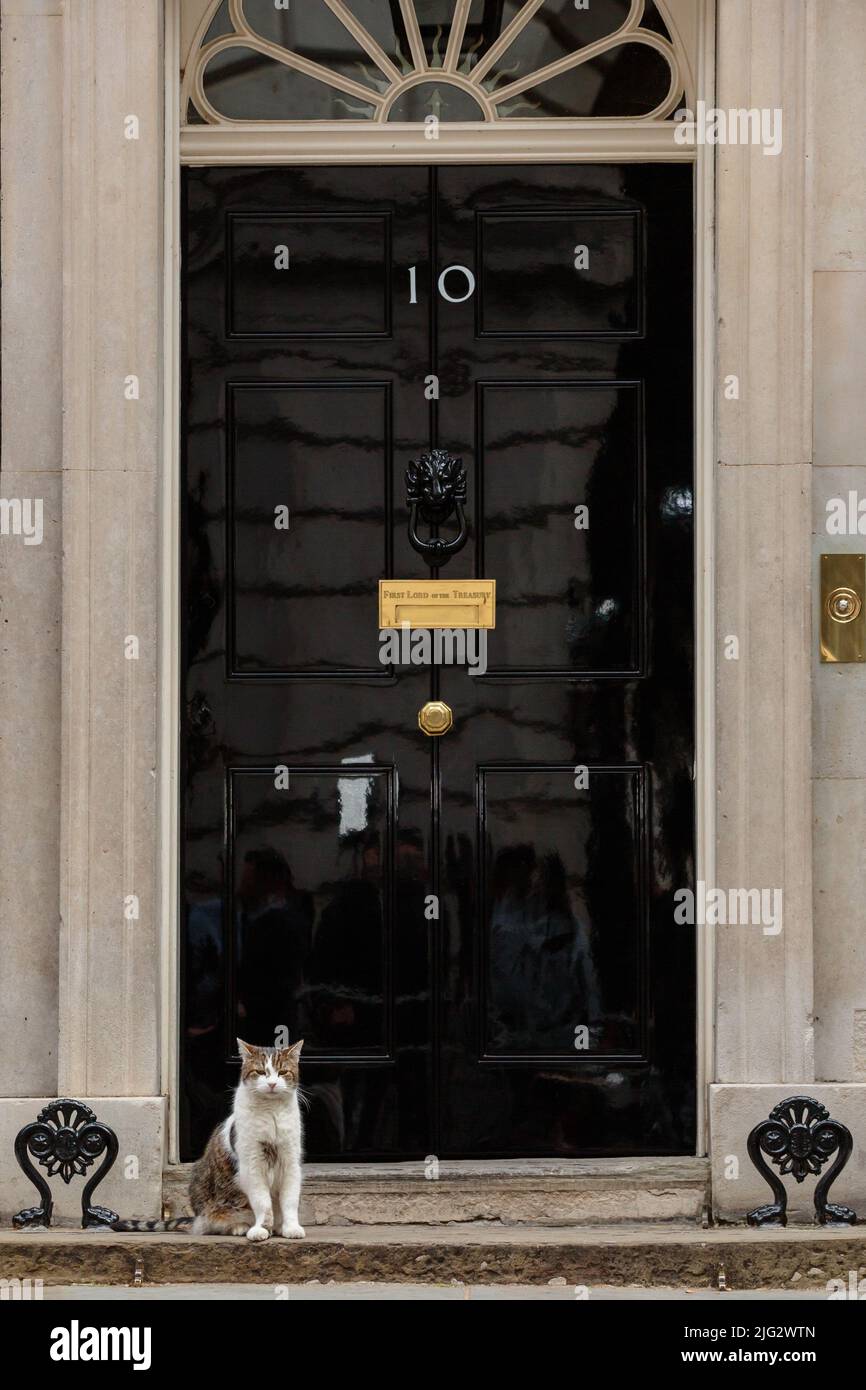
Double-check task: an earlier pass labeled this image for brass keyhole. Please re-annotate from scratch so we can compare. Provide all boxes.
[418,701,453,737]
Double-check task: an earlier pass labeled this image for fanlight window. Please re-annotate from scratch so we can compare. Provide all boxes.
[183,0,687,126]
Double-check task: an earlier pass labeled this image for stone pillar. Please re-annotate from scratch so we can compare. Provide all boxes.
[0,0,166,1222]
[810,0,866,1087]
[713,0,815,1090]
[709,0,866,1220]
[711,0,813,1215]
[0,0,63,1100]
[56,0,165,1214]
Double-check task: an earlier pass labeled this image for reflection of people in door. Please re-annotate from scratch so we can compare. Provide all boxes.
[183,865,226,1156]
[488,844,599,1051]
[303,831,387,1155]
[307,832,384,1050]
[236,847,312,1046]
[186,869,223,1040]
[488,844,536,1051]
[535,852,601,1037]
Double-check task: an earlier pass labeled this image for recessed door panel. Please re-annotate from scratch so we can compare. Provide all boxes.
[228,213,392,337]
[229,764,394,1056]
[480,765,644,1058]
[477,210,641,337]
[229,382,391,675]
[477,381,641,673]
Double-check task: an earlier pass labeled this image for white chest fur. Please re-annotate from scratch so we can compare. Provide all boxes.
[226,1089,305,1240]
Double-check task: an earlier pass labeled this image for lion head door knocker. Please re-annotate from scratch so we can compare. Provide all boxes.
[13,1098,119,1229]
[406,450,468,567]
[746,1095,857,1227]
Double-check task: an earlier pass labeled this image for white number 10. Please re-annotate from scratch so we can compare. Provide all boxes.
[438,264,476,303]
[409,264,476,304]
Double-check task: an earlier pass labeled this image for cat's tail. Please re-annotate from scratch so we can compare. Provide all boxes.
[112,1216,194,1232]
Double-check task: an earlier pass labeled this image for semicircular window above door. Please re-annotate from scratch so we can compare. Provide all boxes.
[183,0,689,125]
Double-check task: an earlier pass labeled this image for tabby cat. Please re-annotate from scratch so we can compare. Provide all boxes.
[114,1039,305,1240]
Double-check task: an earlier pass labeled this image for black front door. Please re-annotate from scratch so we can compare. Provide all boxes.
[181,163,695,1161]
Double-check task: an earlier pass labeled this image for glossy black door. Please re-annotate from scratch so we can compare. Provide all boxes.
[181,163,695,1160]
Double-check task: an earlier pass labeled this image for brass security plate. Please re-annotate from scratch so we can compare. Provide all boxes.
[821,554,866,662]
[379,579,496,630]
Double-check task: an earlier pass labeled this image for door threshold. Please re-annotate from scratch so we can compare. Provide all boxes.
[163,1156,709,1227]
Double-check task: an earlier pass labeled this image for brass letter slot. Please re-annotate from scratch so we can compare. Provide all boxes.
[379,579,496,630]
[820,553,866,663]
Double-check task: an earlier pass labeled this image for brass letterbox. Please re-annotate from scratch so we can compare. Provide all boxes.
[379,579,496,630]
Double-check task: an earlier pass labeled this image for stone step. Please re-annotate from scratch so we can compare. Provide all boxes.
[2,1224,864,1289]
[162,1157,710,1226]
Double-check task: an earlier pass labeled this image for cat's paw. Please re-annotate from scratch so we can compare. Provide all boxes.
[230,1223,249,1237]
[277,1222,305,1240]
[246,1224,271,1242]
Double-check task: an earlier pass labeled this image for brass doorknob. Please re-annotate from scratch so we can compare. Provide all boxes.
[418,700,453,736]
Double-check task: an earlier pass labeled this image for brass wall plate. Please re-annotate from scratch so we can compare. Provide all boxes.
[379,579,495,630]
[820,554,866,662]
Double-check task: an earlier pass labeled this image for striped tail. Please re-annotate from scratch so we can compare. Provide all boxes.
[112,1216,193,1232]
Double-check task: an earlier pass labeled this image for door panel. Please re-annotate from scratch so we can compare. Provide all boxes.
[476,380,641,673]
[181,163,695,1160]
[229,382,392,674]
[229,764,394,1054]
[476,210,641,337]
[227,212,393,338]
[479,765,644,1057]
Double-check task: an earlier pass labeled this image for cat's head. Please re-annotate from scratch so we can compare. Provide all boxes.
[237,1038,303,1097]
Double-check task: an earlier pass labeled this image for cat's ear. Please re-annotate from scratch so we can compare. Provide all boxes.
[286,1039,304,1060]
[237,1037,257,1057]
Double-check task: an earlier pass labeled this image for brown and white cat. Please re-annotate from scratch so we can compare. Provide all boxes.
[115,1039,305,1240]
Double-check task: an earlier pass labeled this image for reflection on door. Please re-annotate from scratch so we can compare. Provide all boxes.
[181,163,695,1160]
